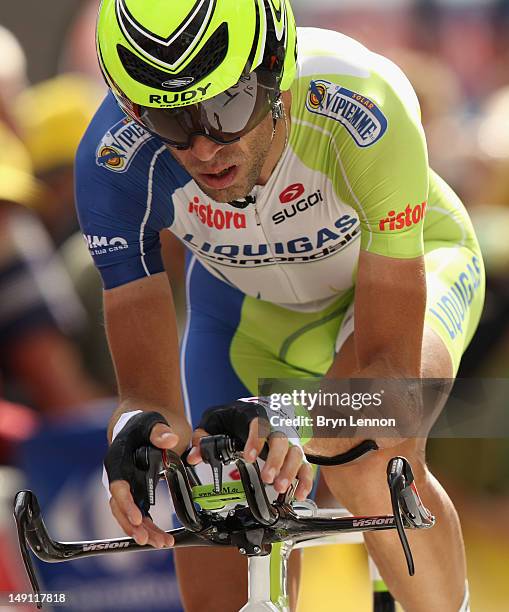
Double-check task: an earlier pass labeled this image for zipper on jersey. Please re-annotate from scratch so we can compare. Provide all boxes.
[254,205,261,226]
[251,198,301,302]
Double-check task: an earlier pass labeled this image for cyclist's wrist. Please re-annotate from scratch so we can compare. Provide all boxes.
[111,410,143,442]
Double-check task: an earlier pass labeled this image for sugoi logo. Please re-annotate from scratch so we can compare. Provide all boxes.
[273,189,326,225]
[96,118,150,173]
[378,202,427,231]
[82,541,130,552]
[188,196,247,230]
[161,77,195,89]
[149,83,212,106]
[306,80,388,147]
[84,235,129,255]
[279,183,305,204]
[352,517,395,527]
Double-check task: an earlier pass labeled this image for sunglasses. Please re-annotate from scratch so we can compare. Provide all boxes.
[120,68,281,150]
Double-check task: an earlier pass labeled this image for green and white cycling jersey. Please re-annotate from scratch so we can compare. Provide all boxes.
[76,27,484,378]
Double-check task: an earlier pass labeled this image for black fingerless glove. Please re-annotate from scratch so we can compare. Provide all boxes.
[197,400,270,459]
[104,411,168,516]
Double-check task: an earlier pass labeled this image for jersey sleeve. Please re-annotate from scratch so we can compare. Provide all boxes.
[74,97,175,290]
[336,56,429,259]
[296,40,430,260]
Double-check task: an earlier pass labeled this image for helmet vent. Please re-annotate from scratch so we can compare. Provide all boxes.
[116,0,216,70]
[117,22,229,92]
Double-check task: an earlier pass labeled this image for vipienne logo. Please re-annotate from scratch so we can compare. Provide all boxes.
[188,196,247,230]
[96,117,150,173]
[279,183,305,204]
[306,80,388,148]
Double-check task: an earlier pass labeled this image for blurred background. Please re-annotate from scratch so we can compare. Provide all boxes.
[0,0,508,610]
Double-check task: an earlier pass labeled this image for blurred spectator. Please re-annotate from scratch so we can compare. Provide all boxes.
[5,72,117,390]
[59,0,102,81]
[14,73,104,245]
[0,25,27,135]
[385,47,481,199]
[0,398,39,464]
[456,85,509,378]
[0,121,103,418]
[474,85,509,208]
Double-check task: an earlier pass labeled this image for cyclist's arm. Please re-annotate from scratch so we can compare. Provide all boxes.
[103,272,191,451]
[75,108,186,545]
[328,251,426,379]
[103,272,189,548]
[327,59,429,380]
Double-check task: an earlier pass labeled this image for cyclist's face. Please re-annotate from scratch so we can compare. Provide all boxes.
[167,110,275,203]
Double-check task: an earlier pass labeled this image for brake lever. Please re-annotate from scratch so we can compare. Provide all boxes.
[386,457,435,576]
[200,435,241,493]
[387,457,415,576]
[133,445,164,516]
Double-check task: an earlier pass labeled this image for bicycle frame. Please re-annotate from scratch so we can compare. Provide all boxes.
[14,437,435,611]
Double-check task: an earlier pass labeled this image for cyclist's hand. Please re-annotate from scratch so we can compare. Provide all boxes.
[187,401,314,501]
[104,412,177,548]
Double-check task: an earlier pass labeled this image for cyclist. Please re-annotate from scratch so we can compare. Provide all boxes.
[77,1,483,610]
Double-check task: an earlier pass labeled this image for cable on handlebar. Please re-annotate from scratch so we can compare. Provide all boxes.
[305,439,379,466]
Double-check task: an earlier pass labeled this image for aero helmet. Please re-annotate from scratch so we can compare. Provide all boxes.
[96,0,297,148]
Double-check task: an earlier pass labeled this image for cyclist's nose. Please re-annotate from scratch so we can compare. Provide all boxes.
[188,135,225,162]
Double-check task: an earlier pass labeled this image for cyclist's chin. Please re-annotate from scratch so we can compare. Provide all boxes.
[195,171,256,204]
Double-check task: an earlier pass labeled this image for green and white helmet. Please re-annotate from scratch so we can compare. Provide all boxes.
[96,0,297,148]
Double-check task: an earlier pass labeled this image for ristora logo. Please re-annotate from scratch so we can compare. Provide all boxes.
[306,80,388,147]
[279,183,305,204]
[378,202,427,231]
[96,118,150,173]
[188,196,247,230]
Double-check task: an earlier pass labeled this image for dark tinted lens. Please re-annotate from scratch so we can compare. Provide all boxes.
[139,105,198,145]
[136,68,279,147]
